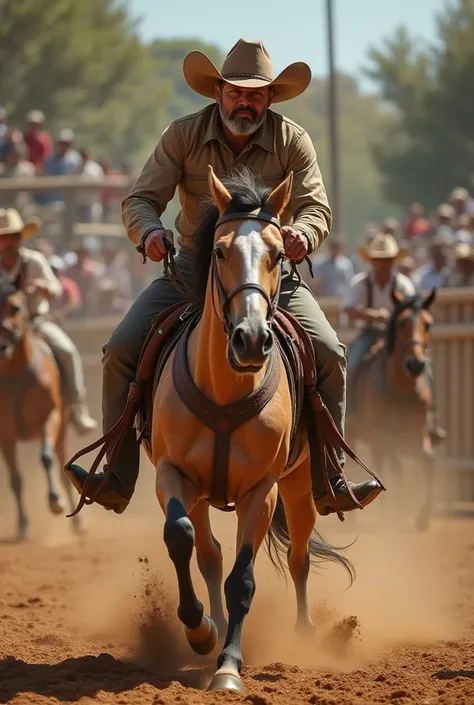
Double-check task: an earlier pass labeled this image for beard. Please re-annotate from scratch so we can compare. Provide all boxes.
[218,102,266,136]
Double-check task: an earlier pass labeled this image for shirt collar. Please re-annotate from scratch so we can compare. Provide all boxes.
[203,105,275,153]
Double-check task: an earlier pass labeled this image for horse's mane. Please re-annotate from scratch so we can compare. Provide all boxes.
[192,166,273,301]
[386,294,423,355]
[0,275,17,302]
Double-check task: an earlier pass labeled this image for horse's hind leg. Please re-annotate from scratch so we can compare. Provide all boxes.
[0,439,28,540]
[278,458,316,636]
[156,459,218,657]
[416,441,435,532]
[208,476,278,694]
[56,409,83,533]
[42,408,65,515]
[190,500,227,637]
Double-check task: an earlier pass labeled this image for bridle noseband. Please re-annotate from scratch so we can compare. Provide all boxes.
[211,209,283,338]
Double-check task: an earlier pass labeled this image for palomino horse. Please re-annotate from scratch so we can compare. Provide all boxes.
[347,288,437,531]
[148,167,354,693]
[0,273,81,540]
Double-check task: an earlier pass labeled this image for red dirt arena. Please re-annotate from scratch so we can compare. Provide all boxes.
[1,446,473,705]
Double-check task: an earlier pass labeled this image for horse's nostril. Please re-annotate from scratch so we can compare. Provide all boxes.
[232,328,247,355]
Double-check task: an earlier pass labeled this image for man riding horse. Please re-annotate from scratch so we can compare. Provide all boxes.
[343,231,446,441]
[0,208,97,435]
[66,38,383,516]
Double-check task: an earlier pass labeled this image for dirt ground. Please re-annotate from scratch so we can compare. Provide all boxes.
[1,439,474,705]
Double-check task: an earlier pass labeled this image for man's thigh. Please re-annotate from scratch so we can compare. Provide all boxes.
[278,277,345,360]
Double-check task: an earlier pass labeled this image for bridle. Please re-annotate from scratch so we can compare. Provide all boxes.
[210,209,283,339]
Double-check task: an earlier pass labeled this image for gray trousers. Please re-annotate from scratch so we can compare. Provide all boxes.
[35,319,86,405]
[102,250,347,493]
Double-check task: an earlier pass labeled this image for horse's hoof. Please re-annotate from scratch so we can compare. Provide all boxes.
[186,616,218,655]
[49,495,65,515]
[295,619,316,639]
[207,672,245,693]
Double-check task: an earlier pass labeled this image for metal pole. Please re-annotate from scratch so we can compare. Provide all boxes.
[326,0,342,237]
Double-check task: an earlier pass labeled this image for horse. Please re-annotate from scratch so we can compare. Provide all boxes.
[146,166,355,693]
[0,273,81,540]
[347,288,437,531]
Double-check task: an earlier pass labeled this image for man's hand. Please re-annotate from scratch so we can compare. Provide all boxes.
[281,226,308,261]
[374,308,390,324]
[25,278,50,296]
[144,229,174,263]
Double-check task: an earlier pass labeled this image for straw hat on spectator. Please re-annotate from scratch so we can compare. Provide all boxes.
[0,209,41,240]
[454,242,474,260]
[436,203,455,219]
[357,232,409,261]
[449,187,469,204]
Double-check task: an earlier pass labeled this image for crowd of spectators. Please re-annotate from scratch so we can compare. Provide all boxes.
[1,104,473,324]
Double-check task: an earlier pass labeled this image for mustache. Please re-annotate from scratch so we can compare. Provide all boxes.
[230,106,258,120]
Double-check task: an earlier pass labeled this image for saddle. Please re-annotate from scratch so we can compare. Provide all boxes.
[65,291,382,520]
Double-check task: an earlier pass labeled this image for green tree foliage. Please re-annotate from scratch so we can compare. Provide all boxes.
[0,0,393,243]
[366,0,474,210]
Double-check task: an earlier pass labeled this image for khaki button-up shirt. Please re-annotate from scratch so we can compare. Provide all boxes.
[122,105,331,254]
[0,247,63,317]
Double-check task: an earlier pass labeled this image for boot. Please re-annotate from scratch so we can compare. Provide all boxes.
[70,402,98,435]
[65,464,131,514]
[66,425,140,514]
[316,475,383,516]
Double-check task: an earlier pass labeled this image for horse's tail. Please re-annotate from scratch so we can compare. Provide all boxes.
[265,493,356,585]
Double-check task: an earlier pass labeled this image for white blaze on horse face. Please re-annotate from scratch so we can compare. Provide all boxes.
[235,221,267,327]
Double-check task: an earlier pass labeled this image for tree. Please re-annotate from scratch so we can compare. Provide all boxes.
[366,0,474,209]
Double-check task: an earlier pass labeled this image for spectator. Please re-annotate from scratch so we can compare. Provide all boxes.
[311,236,354,297]
[0,144,36,214]
[435,203,455,232]
[0,106,7,158]
[99,158,122,222]
[49,254,82,320]
[444,243,474,287]
[23,110,52,171]
[397,254,416,280]
[39,129,81,206]
[382,217,401,240]
[404,202,430,240]
[65,237,104,317]
[413,235,451,291]
[0,125,25,164]
[97,243,133,315]
[73,147,104,223]
[449,187,471,222]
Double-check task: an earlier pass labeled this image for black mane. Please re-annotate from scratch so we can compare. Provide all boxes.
[192,167,273,300]
[386,294,422,354]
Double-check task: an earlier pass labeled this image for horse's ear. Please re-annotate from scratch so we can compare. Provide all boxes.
[422,287,436,310]
[391,288,404,306]
[266,171,293,217]
[208,165,232,214]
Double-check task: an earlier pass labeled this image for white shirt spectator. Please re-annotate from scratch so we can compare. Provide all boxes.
[312,253,355,297]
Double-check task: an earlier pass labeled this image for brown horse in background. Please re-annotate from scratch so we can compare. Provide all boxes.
[0,273,81,540]
[347,288,437,531]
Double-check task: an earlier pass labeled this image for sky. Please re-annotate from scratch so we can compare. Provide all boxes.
[129,0,448,89]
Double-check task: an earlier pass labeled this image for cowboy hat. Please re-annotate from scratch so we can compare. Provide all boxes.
[183,38,311,103]
[0,208,41,240]
[357,232,409,261]
[454,242,474,260]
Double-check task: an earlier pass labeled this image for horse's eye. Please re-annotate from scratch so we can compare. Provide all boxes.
[424,321,432,331]
[9,304,20,316]
[214,247,225,261]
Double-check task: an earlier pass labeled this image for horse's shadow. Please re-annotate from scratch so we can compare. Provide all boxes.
[0,653,213,702]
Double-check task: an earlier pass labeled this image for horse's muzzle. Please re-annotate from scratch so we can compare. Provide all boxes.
[404,356,426,377]
[229,321,273,370]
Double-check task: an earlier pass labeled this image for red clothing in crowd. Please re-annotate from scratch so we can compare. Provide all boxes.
[24,131,53,169]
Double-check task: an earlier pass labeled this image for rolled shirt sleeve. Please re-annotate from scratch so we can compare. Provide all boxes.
[287,130,332,254]
[121,123,184,246]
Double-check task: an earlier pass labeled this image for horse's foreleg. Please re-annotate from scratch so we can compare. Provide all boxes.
[0,439,28,540]
[156,459,218,657]
[190,499,227,637]
[56,410,83,533]
[208,476,278,694]
[42,408,65,515]
[278,458,316,636]
[416,438,435,532]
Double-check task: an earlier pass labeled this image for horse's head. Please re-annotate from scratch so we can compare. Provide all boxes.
[387,288,436,377]
[201,165,292,372]
[0,272,28,358]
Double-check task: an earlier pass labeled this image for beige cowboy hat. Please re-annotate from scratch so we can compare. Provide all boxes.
[357,232,409,261]
[454,242,474,260]
[0,208,41,240]
[183,38,311,103]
